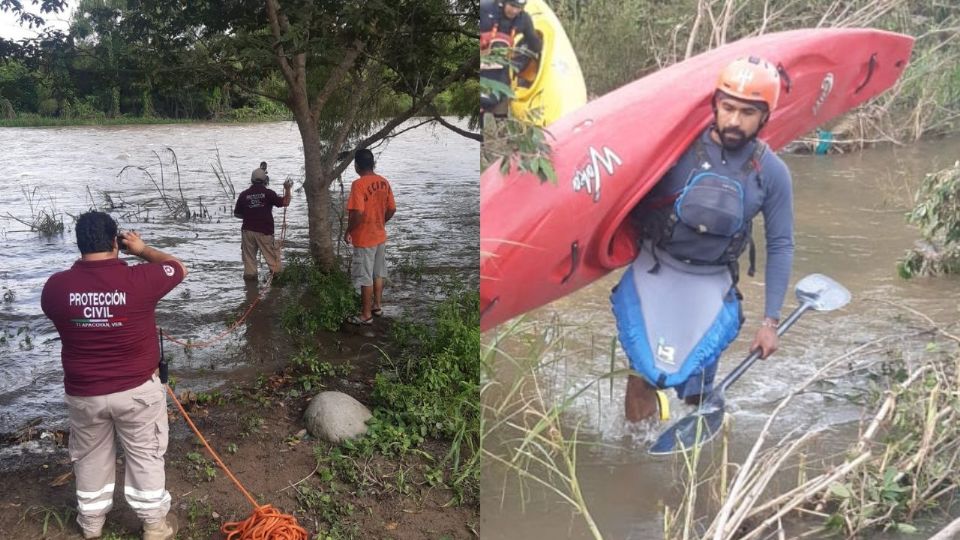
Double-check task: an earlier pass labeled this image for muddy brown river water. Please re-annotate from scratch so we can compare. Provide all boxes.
[481,135,960,539]
[0,119,479,442]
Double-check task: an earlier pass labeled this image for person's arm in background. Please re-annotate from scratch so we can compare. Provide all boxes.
[385,185,396,223]
[518,14,542,56]
[281,179,293,207]
[233,194,243,219]
[120,231,189,278]
[513,14,542,72]
[345,210,362,242]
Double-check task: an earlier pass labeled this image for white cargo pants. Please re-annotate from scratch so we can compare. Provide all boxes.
[65,373,171,534]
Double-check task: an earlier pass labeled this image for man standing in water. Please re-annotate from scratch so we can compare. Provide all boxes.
[345,149,396,325]
[41,211,186,540]
[614,56,794,422]
[234,165,292,279]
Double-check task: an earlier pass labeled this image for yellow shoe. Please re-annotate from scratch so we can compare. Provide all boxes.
[655,390,670,422]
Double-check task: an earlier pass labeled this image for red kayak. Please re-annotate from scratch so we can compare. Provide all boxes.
[480,28,914,332]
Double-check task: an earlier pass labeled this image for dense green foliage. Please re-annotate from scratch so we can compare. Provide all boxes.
[552,0,960,143]
[0,1,478,125]
[0,2,281,121]
[373,290,479,442]
[899,162,960,278]
[275,254,360,333]
[322,290,481,502]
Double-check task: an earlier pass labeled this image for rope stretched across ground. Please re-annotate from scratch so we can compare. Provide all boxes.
[161,208,309,538]
[166,384,309,539]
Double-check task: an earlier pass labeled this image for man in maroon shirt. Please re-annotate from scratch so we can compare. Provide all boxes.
[41,211,186,540]
[234,166,292,279]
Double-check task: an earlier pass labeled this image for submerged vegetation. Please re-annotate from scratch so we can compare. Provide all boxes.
[482,319,612,540]
[899,162,960,278]
[3,186,64,236]
[661,314,960,540]
[483,308,960,539]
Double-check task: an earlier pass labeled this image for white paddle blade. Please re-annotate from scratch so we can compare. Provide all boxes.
[795,273,851,312]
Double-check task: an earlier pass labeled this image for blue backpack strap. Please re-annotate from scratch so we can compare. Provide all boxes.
[694,136,709,168]
[743,140,767,182]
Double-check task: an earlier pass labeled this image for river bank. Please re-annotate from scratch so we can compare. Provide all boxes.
[0,114,291,128]
[0,119,479,433]
[552,0,960,145]
[0,307,478,539]
[0,118,479,538]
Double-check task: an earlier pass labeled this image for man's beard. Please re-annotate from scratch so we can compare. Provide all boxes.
[718,126,752,151]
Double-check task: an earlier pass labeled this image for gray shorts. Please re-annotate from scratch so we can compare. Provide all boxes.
[351,243,387,288]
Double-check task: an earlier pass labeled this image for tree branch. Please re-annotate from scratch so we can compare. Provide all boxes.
[309,38,364,123]
[265,0,296,85]
[322,70,377,178]
[332,117,438,179]
[192,36,287,104]
[355,53,478,151]
[429,108,481,141]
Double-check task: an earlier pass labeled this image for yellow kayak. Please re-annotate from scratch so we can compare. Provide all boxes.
[510,0,587,126]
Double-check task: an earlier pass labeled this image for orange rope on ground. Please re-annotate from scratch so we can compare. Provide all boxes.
[166,384,309,539]
[162,207,288,350]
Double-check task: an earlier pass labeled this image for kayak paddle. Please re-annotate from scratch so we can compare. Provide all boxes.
[647,273,851,456]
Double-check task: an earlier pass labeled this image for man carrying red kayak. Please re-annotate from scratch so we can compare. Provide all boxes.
[614,57,795,422]
[479,0,542,119]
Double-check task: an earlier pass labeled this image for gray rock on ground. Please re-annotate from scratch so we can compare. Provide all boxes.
[303,391,372,443]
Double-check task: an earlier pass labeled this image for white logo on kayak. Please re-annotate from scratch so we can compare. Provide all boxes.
[813,73,834,116]
[656,338,676,365]
[572,146,622,202]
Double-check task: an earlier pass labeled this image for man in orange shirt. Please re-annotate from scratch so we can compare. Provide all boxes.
[345,149,396,325]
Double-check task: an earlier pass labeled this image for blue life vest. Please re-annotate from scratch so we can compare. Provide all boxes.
[638,137,767,278]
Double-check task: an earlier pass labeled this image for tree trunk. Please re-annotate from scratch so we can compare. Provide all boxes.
[291,95,337,271]
[111,86,120,117]
[265,0,343,272]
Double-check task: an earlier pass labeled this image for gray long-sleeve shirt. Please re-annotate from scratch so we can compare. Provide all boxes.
[644,126,794,319]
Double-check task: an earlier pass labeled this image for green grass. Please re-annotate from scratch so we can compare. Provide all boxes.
[290,346,353,392]
[275,255,359,333]
[317,289,481,503]
[20,505,76,536]
[185,451,218,482]
[294,484,359,539]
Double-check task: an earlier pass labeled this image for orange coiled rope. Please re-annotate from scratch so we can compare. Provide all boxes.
[161,207,288,349]
[166,384,309,539]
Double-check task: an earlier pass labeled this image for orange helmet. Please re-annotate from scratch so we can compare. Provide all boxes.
[716,57,781,111]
